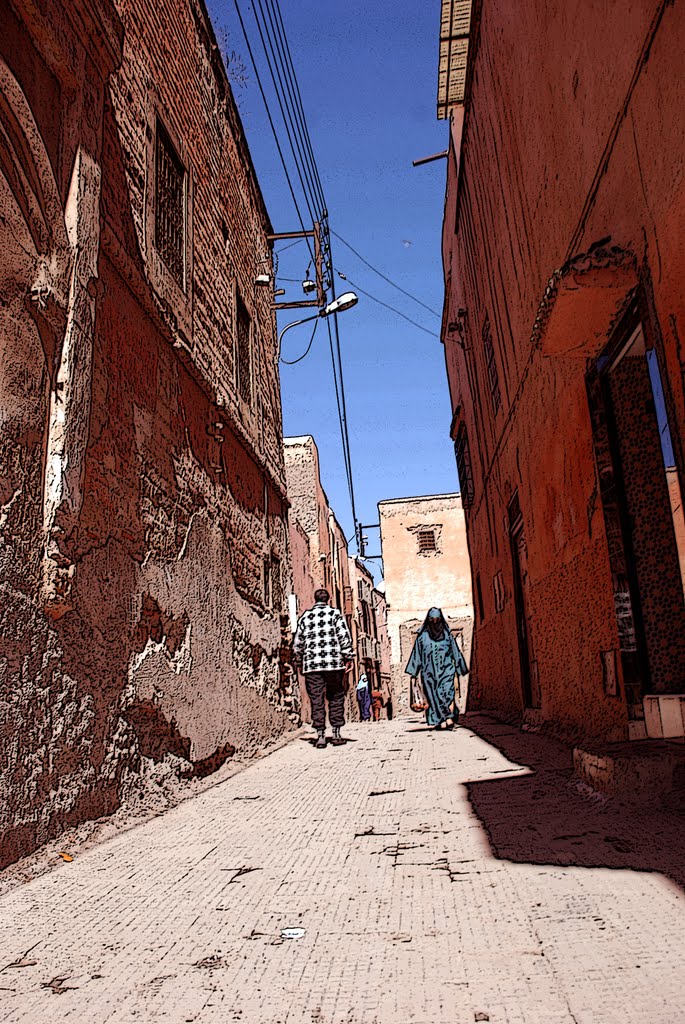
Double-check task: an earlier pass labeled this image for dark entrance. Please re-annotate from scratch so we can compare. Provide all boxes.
[587,310,685,718]
[508,492,540,709]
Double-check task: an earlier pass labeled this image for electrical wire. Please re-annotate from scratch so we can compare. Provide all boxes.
[338,273,440,339]
[232,0,315,264]
[280,318,319,364]
[275,237,305,254]
[252,1,321,232]
[266,0,327,212]
[325,316,354,511]
[234,0,361,546]
[258,0,325,219]
[332,230,441,318]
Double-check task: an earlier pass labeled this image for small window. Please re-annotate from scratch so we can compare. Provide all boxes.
[236,294,252,405]
[417,530,436,553]
[454,423,475,509]
[482,314,501,413]
[155,121,186,288]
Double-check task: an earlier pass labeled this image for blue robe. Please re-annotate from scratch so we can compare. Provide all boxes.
[405,629,467,726]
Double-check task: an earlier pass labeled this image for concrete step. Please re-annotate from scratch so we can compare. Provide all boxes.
[573,738,685,804]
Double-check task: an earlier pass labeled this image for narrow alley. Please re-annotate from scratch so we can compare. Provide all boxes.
[1,718,684,1024]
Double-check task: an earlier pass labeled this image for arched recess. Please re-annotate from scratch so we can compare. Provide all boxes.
[0,54,71,596]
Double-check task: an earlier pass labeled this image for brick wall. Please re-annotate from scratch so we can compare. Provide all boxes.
[0,0,297,869]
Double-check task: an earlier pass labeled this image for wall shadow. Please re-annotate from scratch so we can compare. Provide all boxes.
[462,713,685,891]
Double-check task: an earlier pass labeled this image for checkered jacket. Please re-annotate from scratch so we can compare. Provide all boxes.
[293,602,354,673]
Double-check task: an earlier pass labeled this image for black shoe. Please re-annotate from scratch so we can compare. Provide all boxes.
[315,734,326,749]
[330,734,344,746]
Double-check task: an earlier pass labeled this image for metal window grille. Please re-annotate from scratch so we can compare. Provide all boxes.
[482,315,501,413]
[417,529,436,552]
[236,294,252,405]
[155,121,185,288]
[454,423,475,508]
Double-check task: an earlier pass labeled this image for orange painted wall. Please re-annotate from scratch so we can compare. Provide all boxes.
[441,0,685,743]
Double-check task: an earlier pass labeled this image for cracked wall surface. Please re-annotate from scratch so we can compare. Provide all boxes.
[0,0,297,869]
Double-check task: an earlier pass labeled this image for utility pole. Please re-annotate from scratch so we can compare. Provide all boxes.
[267,221,325,311]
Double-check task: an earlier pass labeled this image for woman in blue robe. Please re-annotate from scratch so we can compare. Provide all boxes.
[405,608,468,730]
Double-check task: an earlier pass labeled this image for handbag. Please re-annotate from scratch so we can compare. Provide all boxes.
[410,674,429,713]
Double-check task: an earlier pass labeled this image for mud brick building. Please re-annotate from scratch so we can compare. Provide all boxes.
[0,0,297,868]
[348,556,392,714]
[438,0,685,743]
[282,436,382,724]
[378,493,473,712]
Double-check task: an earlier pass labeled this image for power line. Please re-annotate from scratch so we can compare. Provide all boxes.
[275,237,305,254]
[260,0,326,217]
[331,230,441,318]
[325,316,355,513]
[266,0,327,212]
[234,1,361,545]
[338,272,440,339]
[250,0,319,232]
[232,0,315,263]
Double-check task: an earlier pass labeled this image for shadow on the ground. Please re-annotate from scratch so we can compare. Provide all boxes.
[461,713,685,891]
[299,736,358,746]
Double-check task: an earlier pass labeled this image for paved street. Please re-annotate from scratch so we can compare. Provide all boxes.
[1,715,684,1024]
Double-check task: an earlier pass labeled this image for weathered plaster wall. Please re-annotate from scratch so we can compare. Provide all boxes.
[0,0,296,869]
[441,0,685,742]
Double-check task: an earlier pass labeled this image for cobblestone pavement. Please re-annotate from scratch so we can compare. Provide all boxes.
[1,714,685,1024]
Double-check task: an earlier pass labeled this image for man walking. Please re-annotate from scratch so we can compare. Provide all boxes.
[293,589,354,748]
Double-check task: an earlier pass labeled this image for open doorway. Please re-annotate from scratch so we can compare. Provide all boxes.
[588,314,685,719]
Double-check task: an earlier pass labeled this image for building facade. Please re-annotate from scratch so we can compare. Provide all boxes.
[283,436,394,722]
[348,557,393,716]
[378,493,473,712]
[284,434,358,721]
[438,0,685,743]
[0,0,297,869]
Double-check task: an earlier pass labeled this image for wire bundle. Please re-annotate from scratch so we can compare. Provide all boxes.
[233,0,359,538]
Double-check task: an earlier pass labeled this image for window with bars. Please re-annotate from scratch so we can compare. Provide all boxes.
[454,422,475,508]
[236,293,252,405]
[417,529,436,553]
[482,314,501,413]
[154,121,186,288]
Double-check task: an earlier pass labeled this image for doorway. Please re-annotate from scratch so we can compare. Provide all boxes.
[588,315,685,715]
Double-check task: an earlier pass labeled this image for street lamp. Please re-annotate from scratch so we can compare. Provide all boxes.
[277,291,359,355]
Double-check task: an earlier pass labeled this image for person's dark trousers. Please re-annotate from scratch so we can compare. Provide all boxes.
[305,670,346,731]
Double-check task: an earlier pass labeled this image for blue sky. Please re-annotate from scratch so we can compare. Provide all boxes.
[207,1,457,567]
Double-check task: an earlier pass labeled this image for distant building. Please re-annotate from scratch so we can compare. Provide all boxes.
[348,557,392,715]
[0,0,296,869]
[283,436,351,611]
[378,494,473,712]
[436,0,685,743]
[284,435,356,721]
